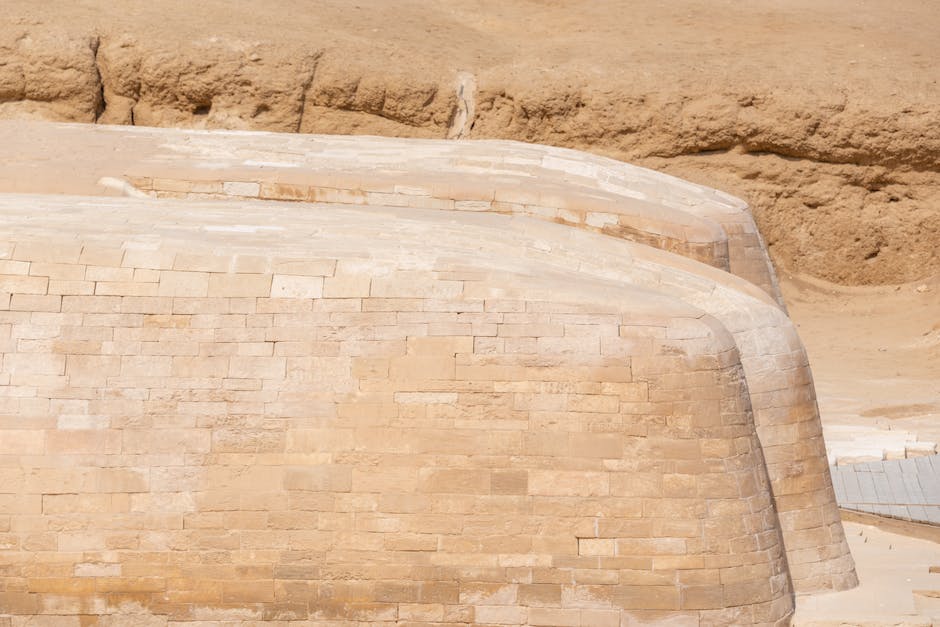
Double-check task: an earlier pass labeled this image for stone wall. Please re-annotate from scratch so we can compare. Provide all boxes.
[0,122,783,307]
[0,125,858,625]
[0,214,790,625]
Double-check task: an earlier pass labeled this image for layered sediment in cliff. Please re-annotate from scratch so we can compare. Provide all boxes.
[1,0,937,285]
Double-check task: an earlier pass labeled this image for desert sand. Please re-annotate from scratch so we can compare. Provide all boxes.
[782,274,940,462]
[794,521,940,626]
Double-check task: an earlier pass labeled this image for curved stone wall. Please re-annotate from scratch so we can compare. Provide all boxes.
[0,121,784,307]
[0,124,856,625]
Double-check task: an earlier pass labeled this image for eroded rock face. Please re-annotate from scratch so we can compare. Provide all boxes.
[0,0,937,285]
[0,124,855,625]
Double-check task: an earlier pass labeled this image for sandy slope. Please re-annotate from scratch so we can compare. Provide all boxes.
[781,271,940,457]
[1,0,938,285]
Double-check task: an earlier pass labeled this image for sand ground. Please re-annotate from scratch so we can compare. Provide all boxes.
[781,273,940,461]
[794,521,940,626]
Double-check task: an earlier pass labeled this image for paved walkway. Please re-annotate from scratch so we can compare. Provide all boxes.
[831,454,940,525]
[824,424,937,466]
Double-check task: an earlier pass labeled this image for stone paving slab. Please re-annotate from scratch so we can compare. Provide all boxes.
[831,454,940,525]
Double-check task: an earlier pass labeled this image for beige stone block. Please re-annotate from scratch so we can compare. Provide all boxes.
[172,253,231,273]
[208,273,272,297]
[24,468,95,494]
[568,433,623,458]
[475,604,525,624]
[119,296,173,314]
[94,468,148,492]
[121,356,172,377]
[491,470,528,495]
[418,469,490,494]
[264,511,317,531]
[229,254,271,274]
[458,582,518,605]
[222,181,261,197]
[351,357,389,379]
[389,356,455,380]
[52,339,103,356]
[398,602,445,621]
[498,323,564,337]
[158,271,210,297]
[96,577,166,593]
[61,295,121,313]
[407,335,474,355]
[617,537,687,557]
[0,275,48,295]
[610,473,662,497]
[94,280,160,296]
[273,259,336,276]
[228,356,285,379]
[13,242,82,264]
[0,592,39,615]
[47,280,95,295]
[9,294,62,312]
[27,577,97,594]
[2,353,65,375]
[370,274,463,299]
[152,177,193,192]
[0,494,41,515]
[579,538,617,557]
[123,429,210,454]
[383,533,438,552]
[259,181,308,200]
[121,248,176,270]
[0,430,44,455]
[283,465,352,492]
[576,609,619,626]
[0,259,30,274]
[529,607,581,626]
[271,274,323,299]
[529,471,609,497]
[73,562,122,577]
[78,246,124,267]
[323,273,372,298]
[66,354,122,386]
[85,266,134,282]
[28,262,85,281]
[721,580,773,607]
[538,336,600,355]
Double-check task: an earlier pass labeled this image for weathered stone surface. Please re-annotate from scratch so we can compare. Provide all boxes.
[0,121,783,307]
[0,125,856,624]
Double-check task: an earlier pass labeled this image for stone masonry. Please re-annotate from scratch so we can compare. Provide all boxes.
[0,123,855,625]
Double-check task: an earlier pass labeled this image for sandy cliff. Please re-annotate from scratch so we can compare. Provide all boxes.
[1,0,937,285]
